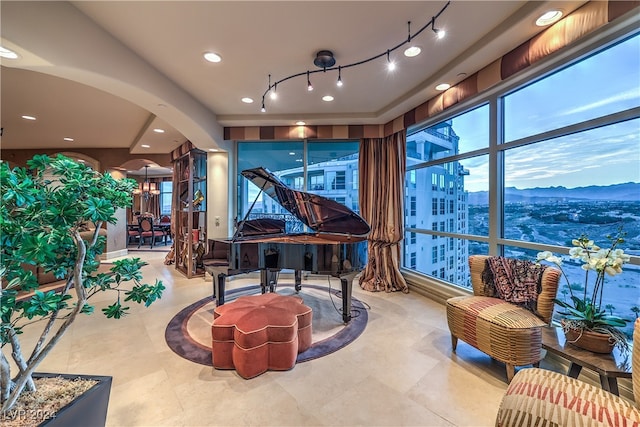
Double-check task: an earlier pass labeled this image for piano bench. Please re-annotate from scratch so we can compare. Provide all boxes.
[211,293,312,379]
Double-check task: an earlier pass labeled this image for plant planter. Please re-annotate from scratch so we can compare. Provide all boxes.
[562,325,615,354]
[35,373,112,427]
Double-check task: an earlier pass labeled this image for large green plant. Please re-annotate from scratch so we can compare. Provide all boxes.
[0,154,165,412]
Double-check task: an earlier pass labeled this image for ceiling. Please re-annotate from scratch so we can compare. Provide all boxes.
[1,1,587,159]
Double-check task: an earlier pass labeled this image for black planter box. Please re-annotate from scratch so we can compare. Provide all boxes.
[34,373,112,427]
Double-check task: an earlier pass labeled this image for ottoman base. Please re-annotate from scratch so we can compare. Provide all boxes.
[211,293,312,379]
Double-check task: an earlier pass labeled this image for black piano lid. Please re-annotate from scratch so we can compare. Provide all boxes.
[241,167,370,237]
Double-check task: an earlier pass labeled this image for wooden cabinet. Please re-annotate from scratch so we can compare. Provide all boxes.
[173,149,207,278]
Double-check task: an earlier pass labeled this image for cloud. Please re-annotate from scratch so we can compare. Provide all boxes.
[560,90,639,116]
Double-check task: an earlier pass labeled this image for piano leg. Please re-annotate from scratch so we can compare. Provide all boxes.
[339,272,356,324]
[214,273,227,305]
[260,269,279,293]
[294,270,302,292]
[268,269,278,292]
[260,270,267,294]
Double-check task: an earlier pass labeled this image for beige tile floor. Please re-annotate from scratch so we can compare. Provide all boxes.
[14,250,523,427]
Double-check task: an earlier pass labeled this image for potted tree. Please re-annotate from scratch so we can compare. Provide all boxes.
[0,154,165,425]
[536,227,632,354]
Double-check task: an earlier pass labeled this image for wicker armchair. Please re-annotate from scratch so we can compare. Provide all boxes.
[446,255,561,382]
[496,318,639,426]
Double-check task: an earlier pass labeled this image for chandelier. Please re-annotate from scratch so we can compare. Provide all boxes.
[132,165,160,200]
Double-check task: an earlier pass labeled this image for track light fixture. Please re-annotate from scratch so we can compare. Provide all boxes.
[268,75,277,99]
[404,21,422,57]
[432,17,445,39]
[260,1,450,111]
[386,50,395,71]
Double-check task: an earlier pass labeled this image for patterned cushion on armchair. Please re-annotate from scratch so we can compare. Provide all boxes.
[495,318,640,426]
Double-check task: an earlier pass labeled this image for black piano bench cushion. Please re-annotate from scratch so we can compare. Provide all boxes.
[211,293,312,379]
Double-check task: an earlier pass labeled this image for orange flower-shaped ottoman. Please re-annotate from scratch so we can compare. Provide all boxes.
[211,293,312,379]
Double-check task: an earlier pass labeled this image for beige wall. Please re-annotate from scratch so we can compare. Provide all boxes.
[207,152,231,239]
[1,148,171,172]
[105,167,130,260]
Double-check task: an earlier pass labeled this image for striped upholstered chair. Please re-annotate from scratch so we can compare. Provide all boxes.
[496,318,640,426]
[446,255,561,382]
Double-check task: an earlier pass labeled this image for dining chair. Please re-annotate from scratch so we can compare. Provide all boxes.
[127,223,141,247]
[138,216,166,248]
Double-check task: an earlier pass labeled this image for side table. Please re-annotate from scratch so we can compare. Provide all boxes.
[541,326,632,396]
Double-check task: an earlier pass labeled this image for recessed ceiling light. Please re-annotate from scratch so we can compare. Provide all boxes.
[63,137,74,142]
[404,46,421,57]
[241,97,254,104]
[322,95,334,102]
[21,115,36,120]
[536,10,563,26]
[435,83,450,91]
[203,52,222,63]
[141,144,151,148]
[295,159,303,162]
[208,148,219,152]
[0,46,18,59]
[289,152,296,156]
[295,121,306,126]
[153,128,165,133]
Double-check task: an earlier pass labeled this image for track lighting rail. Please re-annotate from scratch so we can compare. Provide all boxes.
[260,1,450,112]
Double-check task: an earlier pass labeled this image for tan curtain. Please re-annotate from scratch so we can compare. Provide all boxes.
[145,177,161,219]
[358,131,408,293]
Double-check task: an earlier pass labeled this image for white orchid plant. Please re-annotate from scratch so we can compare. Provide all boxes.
[536,227,632,353]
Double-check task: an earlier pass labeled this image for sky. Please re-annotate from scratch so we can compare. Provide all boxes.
[443,33,640,193]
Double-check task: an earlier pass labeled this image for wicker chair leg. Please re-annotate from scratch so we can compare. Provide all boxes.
[451,334,458,352]
[506,364,515,383]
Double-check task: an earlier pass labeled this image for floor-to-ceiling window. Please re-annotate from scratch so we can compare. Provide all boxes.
[160,181,173,216]
[307,140,360,213]
[404,105,490,288]
[403,31,640,340]
[236,139,360,232]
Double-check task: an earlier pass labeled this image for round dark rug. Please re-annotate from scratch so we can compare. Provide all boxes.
[165,283,368,366]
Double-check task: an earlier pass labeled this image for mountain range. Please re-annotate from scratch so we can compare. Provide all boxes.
[467,182,640,204]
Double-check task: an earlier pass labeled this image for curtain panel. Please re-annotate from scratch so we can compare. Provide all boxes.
[358,131,409,293]
[145,177,162,219]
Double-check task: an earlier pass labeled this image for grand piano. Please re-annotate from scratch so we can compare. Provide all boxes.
[204,167,370,323]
